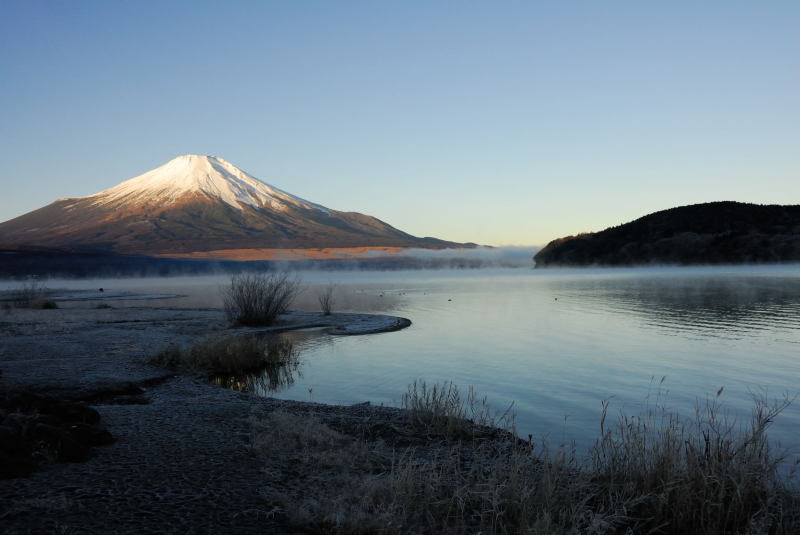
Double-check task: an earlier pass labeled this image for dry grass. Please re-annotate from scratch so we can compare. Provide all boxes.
[589,387,800,534]
[250,409,397,532]
[401,379,506,440]
[251,381,800,534]
[222,271,300,326]
[10,280,46,307]
[5,280,57,309]
[149,335,295,375]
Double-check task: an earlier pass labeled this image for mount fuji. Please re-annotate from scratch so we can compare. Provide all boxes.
[0,155,468,256]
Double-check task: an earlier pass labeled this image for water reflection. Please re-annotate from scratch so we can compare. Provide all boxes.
[211,359,301,393]
[209,331,310,394]
[553,275,800,340]
[26,267,800,455]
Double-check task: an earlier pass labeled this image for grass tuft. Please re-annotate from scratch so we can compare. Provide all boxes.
[148,335,295,375]
[401,379,503,439]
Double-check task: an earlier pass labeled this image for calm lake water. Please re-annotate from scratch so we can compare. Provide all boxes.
[16,265,800,457]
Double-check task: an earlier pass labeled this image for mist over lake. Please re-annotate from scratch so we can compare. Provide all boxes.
[17,264,798,458]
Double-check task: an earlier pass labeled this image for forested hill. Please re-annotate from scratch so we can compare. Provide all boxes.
[533,202,800,267]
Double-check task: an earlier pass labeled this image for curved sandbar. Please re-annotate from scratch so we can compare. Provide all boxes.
[240,311,412,336]
[0,307,411,393]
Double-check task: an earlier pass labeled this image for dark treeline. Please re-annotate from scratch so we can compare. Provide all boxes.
[0,248,510,279]
[534,201,800,267]
[0,248,245,279]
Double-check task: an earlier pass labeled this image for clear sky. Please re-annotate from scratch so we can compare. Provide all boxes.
[1,1,798,246]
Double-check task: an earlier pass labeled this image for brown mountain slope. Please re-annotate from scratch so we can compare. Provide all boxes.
[0,155,470,255]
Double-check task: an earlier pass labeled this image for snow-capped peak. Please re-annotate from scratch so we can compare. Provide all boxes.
[88,155,328,212]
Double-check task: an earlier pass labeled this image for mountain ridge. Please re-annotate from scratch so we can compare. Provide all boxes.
[85,154,328,213]
[533,201,800,267]
[0,155,472,255]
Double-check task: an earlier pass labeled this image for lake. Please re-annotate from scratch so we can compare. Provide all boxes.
[13,265,800,458]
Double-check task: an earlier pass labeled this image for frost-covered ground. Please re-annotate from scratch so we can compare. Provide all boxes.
[0,305,422,533]
[0,306,410,391]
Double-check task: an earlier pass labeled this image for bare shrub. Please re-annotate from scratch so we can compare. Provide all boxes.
[9,279,51,308]
[148,335,295,375]
[317,282,336,316]
[222,271,300,326]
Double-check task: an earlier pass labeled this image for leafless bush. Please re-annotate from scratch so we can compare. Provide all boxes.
[9,279,52,308]
[222,271,300,326]
[317,283,336,316]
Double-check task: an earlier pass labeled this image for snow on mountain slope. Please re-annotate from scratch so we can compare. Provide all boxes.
[0,154,470,254]
[88,155,328,213]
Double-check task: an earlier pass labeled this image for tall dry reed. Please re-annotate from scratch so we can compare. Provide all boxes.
[251,380,799,534]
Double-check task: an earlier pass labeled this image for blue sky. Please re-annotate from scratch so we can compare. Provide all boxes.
[1,1,798,246]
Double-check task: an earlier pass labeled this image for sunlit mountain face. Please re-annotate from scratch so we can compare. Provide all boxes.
[0,155,469,255]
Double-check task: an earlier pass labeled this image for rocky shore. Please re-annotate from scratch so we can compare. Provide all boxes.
[4,304,797,534]
[0,306,428,534]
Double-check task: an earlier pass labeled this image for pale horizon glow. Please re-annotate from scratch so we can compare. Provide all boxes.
[1,2,798,246]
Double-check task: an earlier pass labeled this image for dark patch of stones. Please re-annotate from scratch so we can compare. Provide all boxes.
[0,389,115,479]
[65,381,150,406]
[18,375,176,408]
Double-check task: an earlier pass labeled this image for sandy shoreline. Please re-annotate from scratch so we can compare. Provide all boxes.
[0,306,422,533]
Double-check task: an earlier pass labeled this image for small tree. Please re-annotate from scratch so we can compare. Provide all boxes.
[317,282,336,316]
[222,271,300,326]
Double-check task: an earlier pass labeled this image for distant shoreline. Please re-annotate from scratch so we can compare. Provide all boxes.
[0,245,536,278]
[534,201,800,267]
[152,245,412,261]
